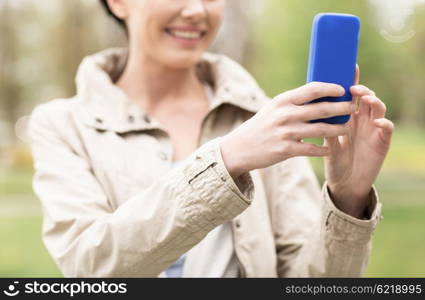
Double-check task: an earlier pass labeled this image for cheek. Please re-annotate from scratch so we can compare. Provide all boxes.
[144,6,173,44]
[131,17,166,56]
[127,1,167,42]
[207,5,225,38]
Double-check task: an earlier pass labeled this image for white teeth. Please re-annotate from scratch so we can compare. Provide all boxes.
[169,30,202,40]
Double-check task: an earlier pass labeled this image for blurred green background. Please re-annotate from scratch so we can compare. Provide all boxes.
[1,0,424,277]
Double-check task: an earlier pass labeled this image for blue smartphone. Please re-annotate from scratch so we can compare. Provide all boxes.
[306,13,360,124]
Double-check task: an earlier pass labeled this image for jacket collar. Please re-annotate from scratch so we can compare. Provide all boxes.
[74,48,268,133]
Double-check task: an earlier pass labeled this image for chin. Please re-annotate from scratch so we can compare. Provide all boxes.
[155,49,206,69]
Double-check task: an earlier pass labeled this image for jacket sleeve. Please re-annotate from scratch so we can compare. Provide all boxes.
[267,156,382,277]
[28,104,254,277]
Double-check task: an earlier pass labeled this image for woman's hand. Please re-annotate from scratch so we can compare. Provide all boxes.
[324,66,394,218]
[220,81,357,178]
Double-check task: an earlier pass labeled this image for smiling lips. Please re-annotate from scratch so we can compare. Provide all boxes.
[165,27,207,42]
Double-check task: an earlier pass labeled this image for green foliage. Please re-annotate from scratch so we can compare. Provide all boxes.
[0,167,33,195]
[366,205,425,277]
[0,216,61,277]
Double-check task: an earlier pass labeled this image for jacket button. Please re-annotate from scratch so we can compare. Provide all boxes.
[158,152,168,161]
[143,115,151,124]
[95,118,103,124]
[235,220,241,228]
[251,95,257,101]
[128,115,135,123]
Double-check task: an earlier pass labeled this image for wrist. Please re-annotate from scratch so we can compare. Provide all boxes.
[219,135,246,179]
[327,184,372,219]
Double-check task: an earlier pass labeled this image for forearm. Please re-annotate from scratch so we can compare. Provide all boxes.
[279,183,382,277]
[34,137,254,277]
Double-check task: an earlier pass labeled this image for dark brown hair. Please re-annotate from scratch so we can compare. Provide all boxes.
[100,0,126,29]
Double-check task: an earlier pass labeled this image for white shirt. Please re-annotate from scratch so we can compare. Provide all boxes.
[163,84,239,278]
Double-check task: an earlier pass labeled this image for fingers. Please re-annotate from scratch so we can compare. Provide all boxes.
[276,82,345,105]
[286,142,330,157]
[354,64,360,85]
[360,95,387,119]
[324,136,341,151]
[350,84,375,97]
[374,118,394,139]
[350,84,387,120]
[297,101,356,122]
[282,123,350,140]
[350,85,376,117]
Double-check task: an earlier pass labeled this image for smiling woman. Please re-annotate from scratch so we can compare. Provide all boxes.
[104,0,225,69]
[26,0,393,278]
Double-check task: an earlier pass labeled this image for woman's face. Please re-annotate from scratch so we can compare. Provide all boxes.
[111,0,226,68]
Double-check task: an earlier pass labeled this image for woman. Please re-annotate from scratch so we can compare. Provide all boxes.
[28,0,393,278]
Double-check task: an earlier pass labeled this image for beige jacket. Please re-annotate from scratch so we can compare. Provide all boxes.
[28,48,382,278]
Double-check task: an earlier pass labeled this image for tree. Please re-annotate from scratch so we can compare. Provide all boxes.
[0,0,20,129]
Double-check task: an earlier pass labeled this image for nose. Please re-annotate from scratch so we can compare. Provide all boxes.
[181,0,207,23]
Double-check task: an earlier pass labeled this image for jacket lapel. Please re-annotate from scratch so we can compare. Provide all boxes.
[73,48,269,134]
